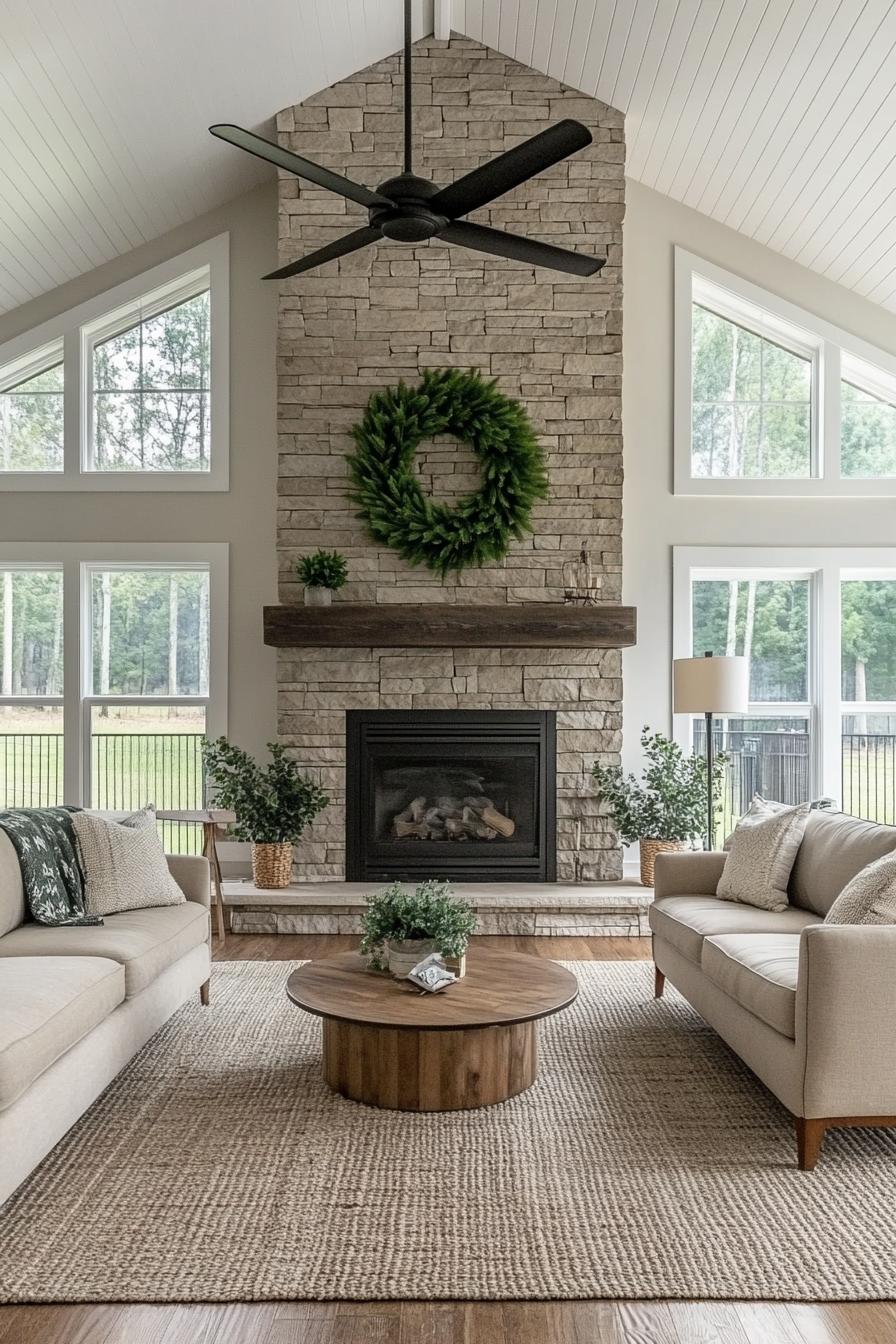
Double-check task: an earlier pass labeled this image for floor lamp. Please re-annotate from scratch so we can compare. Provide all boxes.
[673,652,749,849]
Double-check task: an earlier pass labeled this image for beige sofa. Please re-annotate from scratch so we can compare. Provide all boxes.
[650,809,896,1169]
[0,830,211,1205]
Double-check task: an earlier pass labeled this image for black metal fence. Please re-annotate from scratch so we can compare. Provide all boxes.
[0,730,205,853]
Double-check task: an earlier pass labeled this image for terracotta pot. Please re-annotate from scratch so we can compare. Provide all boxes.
[303,585,332,607]
[639,838,688,888]
[385,938,437,979]
[252,841,294,889]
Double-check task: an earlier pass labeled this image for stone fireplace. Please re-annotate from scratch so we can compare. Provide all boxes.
[274,35,625,885]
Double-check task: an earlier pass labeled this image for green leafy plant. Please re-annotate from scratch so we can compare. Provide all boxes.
[296,550,348,591]
[202,738,329,844]
[347,367,549,576]
[591,727,727,844]
[359,879,478,971]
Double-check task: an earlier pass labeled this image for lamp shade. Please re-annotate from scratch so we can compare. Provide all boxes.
[673,655,749,714]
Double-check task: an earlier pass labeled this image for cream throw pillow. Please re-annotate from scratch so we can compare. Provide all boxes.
[717,797,811,913]
[825,851,896,925]
[74,808,185,917]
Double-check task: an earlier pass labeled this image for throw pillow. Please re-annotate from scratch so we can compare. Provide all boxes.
[723,794,788,850]
[716,799,811,912]
[825,851,896,925]
[73,808,185,917]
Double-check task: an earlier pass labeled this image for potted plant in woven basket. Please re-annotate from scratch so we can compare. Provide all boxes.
[592,727,726,887]
[202,738,329,890]
[297,549,348,607]
[360,879,478,978]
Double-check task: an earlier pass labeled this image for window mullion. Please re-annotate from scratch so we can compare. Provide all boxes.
[61,559,83,805]
[63,327,80,479]
[818,562,842,805]
[821,340,840,484]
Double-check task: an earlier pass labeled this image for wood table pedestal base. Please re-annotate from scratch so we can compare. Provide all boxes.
[321,1017,538,1111]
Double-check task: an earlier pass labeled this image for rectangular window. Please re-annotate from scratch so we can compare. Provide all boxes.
[0,236,228,491]
[676,548,896,832]
[675,249,896,496]
[0,545,226,852]
[0,566,64,808]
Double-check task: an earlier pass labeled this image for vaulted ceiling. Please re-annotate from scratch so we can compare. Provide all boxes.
[2,0,896,316]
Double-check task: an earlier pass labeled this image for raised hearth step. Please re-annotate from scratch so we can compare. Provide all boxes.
[222,880,651,937]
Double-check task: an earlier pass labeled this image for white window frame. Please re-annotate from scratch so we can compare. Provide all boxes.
[675,248,896,496]
[673,546,896,809]
[0,235,229,491]
[0,542,227,807]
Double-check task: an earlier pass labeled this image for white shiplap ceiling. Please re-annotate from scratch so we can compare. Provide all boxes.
[2,0,896,316]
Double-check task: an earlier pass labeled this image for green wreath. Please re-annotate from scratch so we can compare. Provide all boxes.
[347,368,549,576]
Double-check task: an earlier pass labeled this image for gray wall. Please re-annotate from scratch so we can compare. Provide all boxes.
[0,183,279,766]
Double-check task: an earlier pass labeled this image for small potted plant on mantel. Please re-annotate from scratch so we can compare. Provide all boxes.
[297,549,348,607]
[360,879,478,978]
[202,738,329,890]
[592,727,726,887]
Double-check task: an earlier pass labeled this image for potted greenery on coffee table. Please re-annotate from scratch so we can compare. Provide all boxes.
[592,727,726,886]
[360,879,478,978]
[297,549,348,606]
[202,738,329,890]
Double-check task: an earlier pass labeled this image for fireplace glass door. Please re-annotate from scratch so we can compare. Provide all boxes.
[346,710,556,881]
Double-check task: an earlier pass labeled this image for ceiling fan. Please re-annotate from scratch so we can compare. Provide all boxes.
[209,0,604,281]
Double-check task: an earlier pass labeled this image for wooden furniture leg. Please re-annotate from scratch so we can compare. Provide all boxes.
[654,966,665,998]
[796,1116,826,1171]
[202,823,226,942]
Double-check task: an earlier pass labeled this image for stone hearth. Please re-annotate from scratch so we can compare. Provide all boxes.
[224,880,650,937]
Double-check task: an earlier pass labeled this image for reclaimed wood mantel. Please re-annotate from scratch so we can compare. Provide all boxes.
[263,603,637,649]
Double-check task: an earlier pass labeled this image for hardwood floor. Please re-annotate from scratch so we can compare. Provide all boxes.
[1,933,893,1344]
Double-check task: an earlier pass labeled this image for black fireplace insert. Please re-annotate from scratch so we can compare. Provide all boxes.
[345,709,556,882]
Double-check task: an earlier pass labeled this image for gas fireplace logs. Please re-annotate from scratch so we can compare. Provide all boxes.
[391,795,515,842]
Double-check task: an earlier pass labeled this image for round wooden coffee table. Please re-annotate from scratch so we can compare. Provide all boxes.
[286,948,578,1112]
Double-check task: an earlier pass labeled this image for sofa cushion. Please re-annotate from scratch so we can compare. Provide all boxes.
[0,830,25,938]
[649,896,817,966]
[789,810,896,916]
[702,934,801,1039]
[0,956,125,1109]
[0,901,209,997]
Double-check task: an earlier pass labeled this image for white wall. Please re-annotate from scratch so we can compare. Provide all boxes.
[622,178,896,777]
[0,184,279,767]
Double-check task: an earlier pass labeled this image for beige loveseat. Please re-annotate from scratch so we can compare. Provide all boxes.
[0,830,211,1205]
[650,809,896,1170]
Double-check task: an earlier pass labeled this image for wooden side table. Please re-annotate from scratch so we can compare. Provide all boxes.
[156,808,235,942]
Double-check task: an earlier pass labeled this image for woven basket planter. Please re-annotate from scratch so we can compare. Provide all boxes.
[639,838,688,888]
[252,842,294,890]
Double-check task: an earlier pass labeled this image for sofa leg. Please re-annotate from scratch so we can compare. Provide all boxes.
[200,979,210,1007]
[654,966,665,999]
[795,1116,826,1171]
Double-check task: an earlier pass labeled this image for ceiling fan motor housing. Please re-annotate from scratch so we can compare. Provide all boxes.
[371,173,448,242]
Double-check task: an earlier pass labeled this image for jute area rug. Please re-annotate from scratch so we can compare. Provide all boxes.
[1,959,895,1304]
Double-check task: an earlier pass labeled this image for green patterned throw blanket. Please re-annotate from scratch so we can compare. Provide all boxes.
[0,806,101,926]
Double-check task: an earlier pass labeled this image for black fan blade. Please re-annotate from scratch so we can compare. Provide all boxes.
[429,120,592,219]
[210,124,390,210]
[263,226,382,279]
[439,220,603,276]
